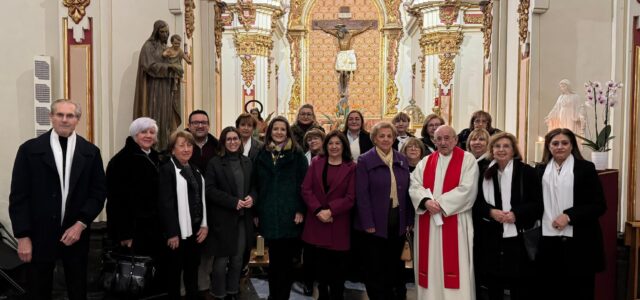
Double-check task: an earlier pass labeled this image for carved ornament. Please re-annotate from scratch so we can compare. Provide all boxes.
[271,9,285,33]
[386,80,399,116]
[240,55,256,88]
[463,14,483,24]
[234,34,273,57]
[288,0,304,27]
[517,0,530,44]
[439,53,456,87]
[439,1,460,28]
[267,57,274,89]
[420,31,463,56]
[481,0,493,59]
[419,55,426,88]
[287,31,303,113]
[385,0,401,25]
[214,0,228,59]
[385,29,403,116]
[185,0,196,39]
[236,0,256,31]
[63,0,90,24]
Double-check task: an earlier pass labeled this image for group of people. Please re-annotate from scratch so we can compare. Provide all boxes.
[9,98,606,300]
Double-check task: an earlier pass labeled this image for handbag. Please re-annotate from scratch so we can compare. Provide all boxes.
[101,249,155,296]
[518,172,541,261]
[520,220,541,261]
[400,231,413,262]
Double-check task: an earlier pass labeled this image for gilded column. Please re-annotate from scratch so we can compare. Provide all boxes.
[382,0,403,117]
[287,29,305,118]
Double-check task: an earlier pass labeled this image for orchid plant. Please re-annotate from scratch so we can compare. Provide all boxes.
[576,80,622,152]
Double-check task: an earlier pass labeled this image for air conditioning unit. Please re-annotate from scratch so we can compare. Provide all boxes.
[34,55,52,137]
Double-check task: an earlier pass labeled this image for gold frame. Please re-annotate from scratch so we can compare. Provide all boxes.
[629,46,640,222]
[516,44,529,161]
[297,0,387,119]
[63,17,94,142]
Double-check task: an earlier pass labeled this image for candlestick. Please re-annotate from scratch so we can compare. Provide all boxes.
[534,137,545,163]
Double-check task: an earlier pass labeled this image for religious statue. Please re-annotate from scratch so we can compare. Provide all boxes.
[133,20,182,151]
[163,34,192,93]
[544,79,585,135]
[320,23,373,98]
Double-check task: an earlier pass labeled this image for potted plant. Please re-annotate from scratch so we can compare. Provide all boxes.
[576,80,622,170]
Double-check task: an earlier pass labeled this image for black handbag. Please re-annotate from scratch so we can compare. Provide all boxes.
[520,221,541,261]
[518,172,541,261]
[101,249,155,296]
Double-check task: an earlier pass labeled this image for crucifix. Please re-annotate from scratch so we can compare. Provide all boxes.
[312,10,377,117]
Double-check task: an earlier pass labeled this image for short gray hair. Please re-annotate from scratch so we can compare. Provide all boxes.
[129,117,158,138]
[51,99,81,118]
[370,121,397,142]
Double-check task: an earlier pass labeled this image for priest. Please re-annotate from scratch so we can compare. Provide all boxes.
[409,125,479,300]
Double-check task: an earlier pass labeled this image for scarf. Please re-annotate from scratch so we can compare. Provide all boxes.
[269,139,293,165]
[376,147,398,208]
[482,160,517,238]
[419,147,464,289]
[542,154,574,237]
[50,130,77,223]
[172,159,207,239]
[397,135,409,150]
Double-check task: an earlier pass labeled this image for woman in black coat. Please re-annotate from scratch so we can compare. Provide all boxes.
[473,132,543,300]
[106,117,163,255]
[419,113,444,155]
[158,130,208,300]
[205,127,256,300]
[535,128,606,300]
[342,110,374,160]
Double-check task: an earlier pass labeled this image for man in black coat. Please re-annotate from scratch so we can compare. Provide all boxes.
[9,99,107,300]
[186,110,219,173]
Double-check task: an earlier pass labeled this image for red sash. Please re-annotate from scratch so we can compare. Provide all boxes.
[418,147,464,289]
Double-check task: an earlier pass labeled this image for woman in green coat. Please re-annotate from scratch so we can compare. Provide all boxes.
[255,116,309,300]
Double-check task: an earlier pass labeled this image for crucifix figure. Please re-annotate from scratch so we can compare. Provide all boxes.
[320,23,373,98]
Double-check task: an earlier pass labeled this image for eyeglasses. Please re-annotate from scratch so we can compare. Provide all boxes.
[226,136,240,142]
[190,121,209,126]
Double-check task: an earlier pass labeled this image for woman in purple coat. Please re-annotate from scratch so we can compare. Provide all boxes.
[355,122,413,300]
[301,130,356,300]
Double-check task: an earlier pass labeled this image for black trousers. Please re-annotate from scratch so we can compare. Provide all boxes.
[538,236,596,300]
[26,245,88,300]
[266,238,300,300]
[304,243,348,300]
[167,235,201,300]
[483,237,535,300]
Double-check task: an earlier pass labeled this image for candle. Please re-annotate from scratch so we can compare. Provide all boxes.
[534,137,545,163]
[256,235,265,257]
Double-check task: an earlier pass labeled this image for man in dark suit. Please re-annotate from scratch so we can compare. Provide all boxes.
[9,99,107,300]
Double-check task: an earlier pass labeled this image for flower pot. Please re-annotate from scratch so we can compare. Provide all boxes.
[591,151,609,170]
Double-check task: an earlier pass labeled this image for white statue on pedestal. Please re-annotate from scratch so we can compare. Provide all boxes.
[545,79,585,134]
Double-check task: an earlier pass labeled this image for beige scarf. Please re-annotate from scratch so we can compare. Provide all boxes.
[376,147,398,208]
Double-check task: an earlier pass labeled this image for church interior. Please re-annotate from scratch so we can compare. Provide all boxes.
[2,0,640,299]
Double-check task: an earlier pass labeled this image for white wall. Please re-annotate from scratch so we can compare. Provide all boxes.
[454,31,484,131]
[0,0,185,232]
[535,0,613,142]
[0,1,63,230]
